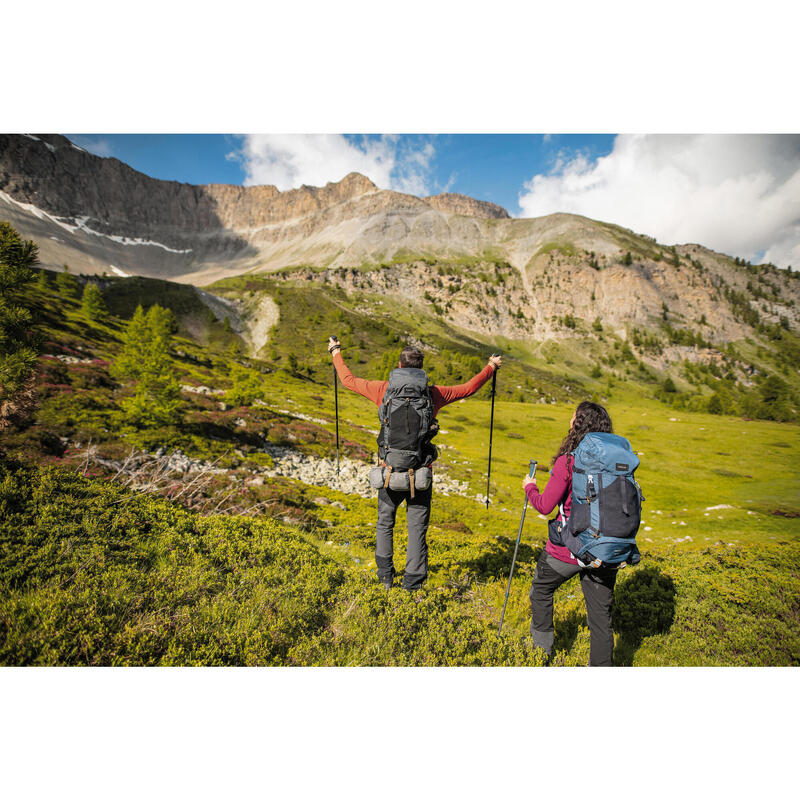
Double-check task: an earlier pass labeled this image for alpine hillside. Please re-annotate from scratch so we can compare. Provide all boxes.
[2,134,799,352]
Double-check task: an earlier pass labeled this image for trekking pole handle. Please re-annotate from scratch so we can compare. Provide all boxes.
[330,335,339,342]
[528,459,537,478]
[329,335,341,354]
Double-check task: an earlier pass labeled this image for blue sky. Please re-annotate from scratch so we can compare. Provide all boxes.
[65,133,799,268]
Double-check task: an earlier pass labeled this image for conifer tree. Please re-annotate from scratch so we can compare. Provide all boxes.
[81,283,107,321]
[112,304,181,426]
[0,222,40,428]
[36,268,51,291]
[111,304,148,382]
[56,264,78,297]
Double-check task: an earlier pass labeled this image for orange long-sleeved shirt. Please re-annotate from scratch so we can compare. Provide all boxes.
[332,350,495,415]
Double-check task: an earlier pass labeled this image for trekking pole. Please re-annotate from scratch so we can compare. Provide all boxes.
[331,335,340,476]
[498,459,537,634]
[485,358,499,508]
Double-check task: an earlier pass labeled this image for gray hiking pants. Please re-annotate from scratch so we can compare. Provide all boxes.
[530,551,617,666]
[375,485,432,590]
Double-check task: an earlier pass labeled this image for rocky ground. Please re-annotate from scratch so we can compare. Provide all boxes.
[257,444,477,500]
[69,438,481,503]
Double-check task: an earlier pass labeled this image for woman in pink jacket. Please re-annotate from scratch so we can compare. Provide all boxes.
[522,401,618,666]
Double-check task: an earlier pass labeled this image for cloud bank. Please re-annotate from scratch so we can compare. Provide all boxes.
[518,134,800,268]
[229,134,435,196]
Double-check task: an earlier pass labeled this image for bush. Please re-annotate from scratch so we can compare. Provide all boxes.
[225,364,266,407]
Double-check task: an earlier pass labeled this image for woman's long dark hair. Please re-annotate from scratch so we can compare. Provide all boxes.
[552,401,613,465]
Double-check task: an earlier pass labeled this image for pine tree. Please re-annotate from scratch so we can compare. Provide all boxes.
[81,283,107,321]
[56,264,78,297]
[111,305,149,382]
[36,269,51,291]
[0,222,40,428]
[622,251,633,266]
[112,304,181,427]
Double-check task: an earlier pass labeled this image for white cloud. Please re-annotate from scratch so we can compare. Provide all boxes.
[518,134,800,268]
[68,135,114,158]
[228,134,436,196]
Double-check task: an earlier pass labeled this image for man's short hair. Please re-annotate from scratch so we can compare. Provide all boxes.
[399,345,424,369]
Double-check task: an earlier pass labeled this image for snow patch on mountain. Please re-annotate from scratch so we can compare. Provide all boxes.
[0,191,192,254]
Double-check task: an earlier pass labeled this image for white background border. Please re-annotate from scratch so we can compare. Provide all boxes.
[2,1,797,795]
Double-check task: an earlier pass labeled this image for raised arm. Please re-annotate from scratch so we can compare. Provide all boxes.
[328,337,387,407]
[431,354,502,411]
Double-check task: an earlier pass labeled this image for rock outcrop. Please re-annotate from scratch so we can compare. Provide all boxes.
[423,192,509,219]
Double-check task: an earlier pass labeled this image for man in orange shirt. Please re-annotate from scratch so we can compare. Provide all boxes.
[328,336,502,590]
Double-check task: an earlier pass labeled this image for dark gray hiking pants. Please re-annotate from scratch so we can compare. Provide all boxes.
[375,485,432,590]
[530,552,618,666]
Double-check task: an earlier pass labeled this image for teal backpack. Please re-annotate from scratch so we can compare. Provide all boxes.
[556,432,643,568]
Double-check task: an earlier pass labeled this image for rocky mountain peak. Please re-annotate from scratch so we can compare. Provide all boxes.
[333,171,379,196]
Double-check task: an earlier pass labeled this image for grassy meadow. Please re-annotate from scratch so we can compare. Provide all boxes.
[1,267,798,666]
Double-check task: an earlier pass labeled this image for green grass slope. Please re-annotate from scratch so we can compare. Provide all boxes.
[2,266,799,665]
[1,461,797,666]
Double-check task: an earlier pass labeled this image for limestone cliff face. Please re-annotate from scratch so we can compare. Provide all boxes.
[0,136,504,253]
[0,135,518,277]
[0,136,384,248]
[423,193,509,219]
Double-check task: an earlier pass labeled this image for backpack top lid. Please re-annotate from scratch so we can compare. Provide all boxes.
[386,367,429,394]
[572,431,639,475]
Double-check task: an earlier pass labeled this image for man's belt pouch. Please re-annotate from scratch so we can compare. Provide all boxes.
[368,466,432,491]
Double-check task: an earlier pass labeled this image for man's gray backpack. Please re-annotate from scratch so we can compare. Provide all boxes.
[368,368,438,495]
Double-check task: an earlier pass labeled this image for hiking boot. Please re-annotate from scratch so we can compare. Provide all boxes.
[380,577,394,590]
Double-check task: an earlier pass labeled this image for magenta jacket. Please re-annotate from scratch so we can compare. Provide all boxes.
[524,454,578,565]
